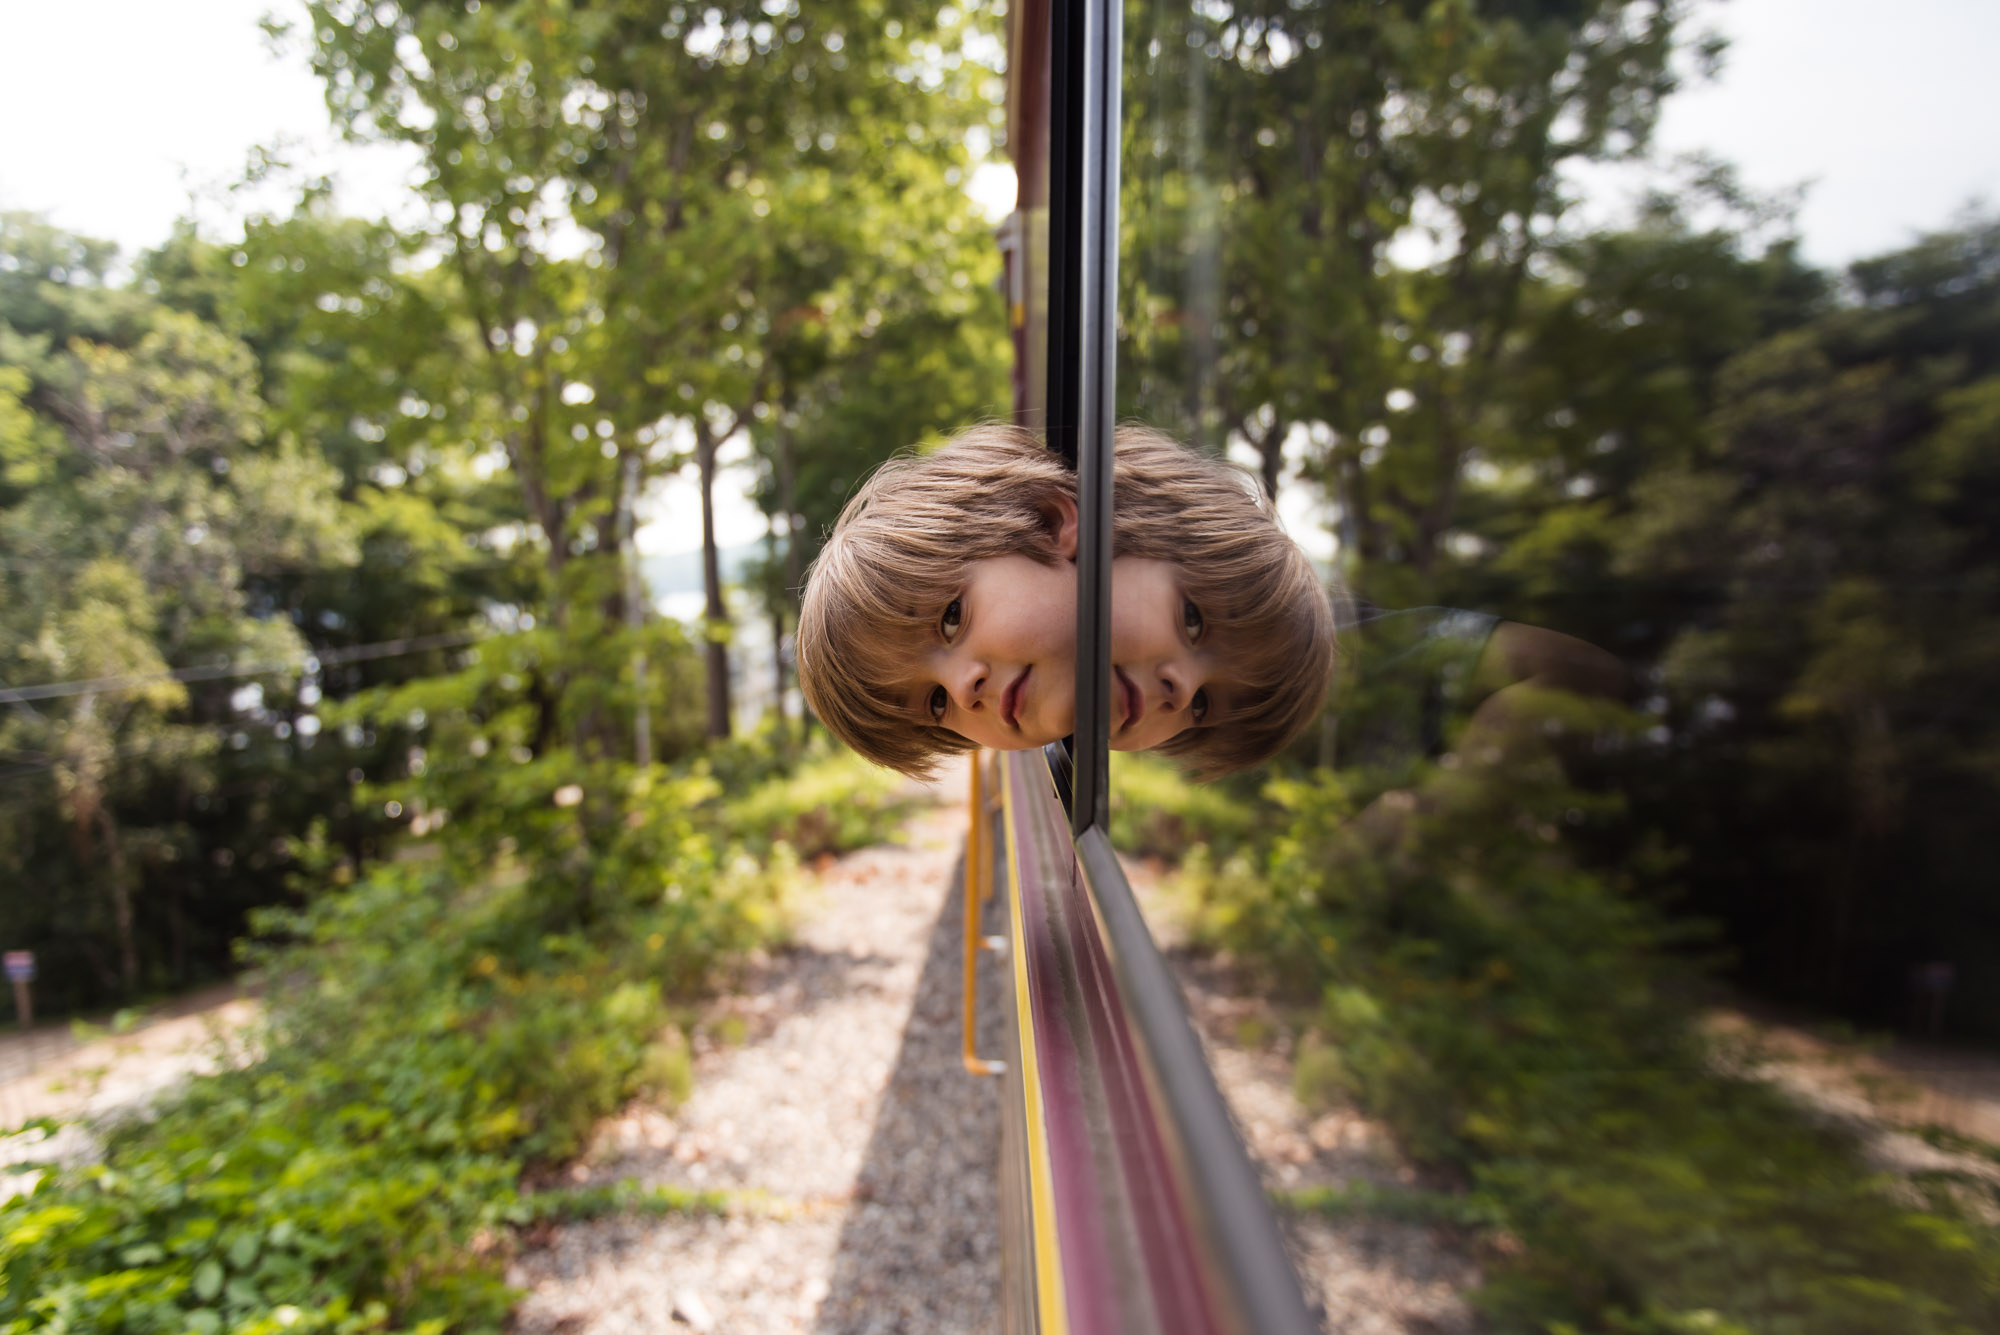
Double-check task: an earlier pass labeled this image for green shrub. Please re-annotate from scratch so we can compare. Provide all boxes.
[1202,763,2000,1334]
[722,746,914,860]
[1276,1181,1501,1230]
[0,762,794,1335]
[631,1030,693,1107]
[1108,752,1266,861]
[1291,1033,1349,1111]
[514,1180,735,1224]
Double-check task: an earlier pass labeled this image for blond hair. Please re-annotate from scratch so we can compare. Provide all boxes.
[796,423,1335,778]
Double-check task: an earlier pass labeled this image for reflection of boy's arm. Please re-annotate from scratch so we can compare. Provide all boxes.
[1352,622,1627,849]
[1455,622,1629,766]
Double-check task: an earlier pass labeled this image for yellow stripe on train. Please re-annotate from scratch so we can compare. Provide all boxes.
[1000,752,1071,1335]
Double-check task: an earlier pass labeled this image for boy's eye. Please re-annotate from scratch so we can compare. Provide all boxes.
[1190,687,1210,725]
[928,685,949,722]
[1182,598,1205,641]
[940,598,963,642]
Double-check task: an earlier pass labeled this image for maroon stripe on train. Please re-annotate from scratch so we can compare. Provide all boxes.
[1067,866,1222,1330]
[1006,753,1225,1335]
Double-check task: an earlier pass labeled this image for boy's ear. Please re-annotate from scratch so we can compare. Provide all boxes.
[1049,495,1079,561]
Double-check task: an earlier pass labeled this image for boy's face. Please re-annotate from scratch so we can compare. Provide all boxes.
[911,540,1225,755]
[907,552,1079,751]
[905,494,1082,752]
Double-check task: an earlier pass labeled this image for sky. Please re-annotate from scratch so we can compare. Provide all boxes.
[0,1,425,255]
[1585,0,2000,264]
[4,0,1997,560]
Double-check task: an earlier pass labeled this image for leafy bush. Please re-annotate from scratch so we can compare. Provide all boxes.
[722,745,915,860]
[1181,763,2000,1334]
[630,1030,694,1107]
[514,1180,734,1225]
[1107,752,1267,862]
[0,764,796,1335]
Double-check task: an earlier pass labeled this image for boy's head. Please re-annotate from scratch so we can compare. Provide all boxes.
[795,423,1335,779]
[796,425,1078,776]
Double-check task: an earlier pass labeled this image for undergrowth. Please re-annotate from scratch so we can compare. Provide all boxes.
[1108,751,1267,862]
[1146,755,2000,1334]
[724,742,917,860]
[0,746,910,1335]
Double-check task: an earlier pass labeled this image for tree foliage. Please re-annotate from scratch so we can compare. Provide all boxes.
[1,1,1009,1010]
[1119,0,2000,1037]
[1121,0,1691,589]
[290,0,1009,741]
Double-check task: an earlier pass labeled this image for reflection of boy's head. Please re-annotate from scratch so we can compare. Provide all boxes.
[795,424,1334,779]
[1109,427,1334,778]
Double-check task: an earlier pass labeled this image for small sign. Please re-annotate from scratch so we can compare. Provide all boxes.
[3,951,34,983]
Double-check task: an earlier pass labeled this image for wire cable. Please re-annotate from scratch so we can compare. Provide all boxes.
[0,630,484,706]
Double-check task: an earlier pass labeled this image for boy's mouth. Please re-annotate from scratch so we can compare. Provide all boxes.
[1114,667,1141,734]
[1002,667,1030,730]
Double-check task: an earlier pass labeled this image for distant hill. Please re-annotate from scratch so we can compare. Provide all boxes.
[641,542,764,598]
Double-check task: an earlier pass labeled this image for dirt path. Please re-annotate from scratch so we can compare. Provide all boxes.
[509,763,1005,1334]
[1704,1008,2000,1200]
[0,982,258,1200]
[0,981,255,1126]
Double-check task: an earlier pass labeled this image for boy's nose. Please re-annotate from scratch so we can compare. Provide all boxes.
[948,658,989,709]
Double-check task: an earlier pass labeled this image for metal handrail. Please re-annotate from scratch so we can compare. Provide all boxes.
[1072,821,1321,1334]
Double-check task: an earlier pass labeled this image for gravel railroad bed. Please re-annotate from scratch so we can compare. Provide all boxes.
[509,776,1004,1335]
[510,772,1474,1333]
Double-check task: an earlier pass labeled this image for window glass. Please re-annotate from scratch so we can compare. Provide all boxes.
[1118,3,2000,1328]
[1005,0,1055,427]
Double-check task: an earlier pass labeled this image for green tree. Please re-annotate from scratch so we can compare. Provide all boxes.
[1120,0,1697,604]
[743,138,1011,744]
[1418,208,2000,1032]
[294,0,1004,743]
[1595,219,2000,1025]
[0,206,533,1010]
[0,220,354,997]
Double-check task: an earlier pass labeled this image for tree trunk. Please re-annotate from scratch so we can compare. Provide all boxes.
[774,414,803,745]
[97,806,138,994]
[1244,412,1287,502]
[695,419,733,740]
[620,450,653,766]
[764,527,789,749]
[168,879,186,985]
[171,780,190,983]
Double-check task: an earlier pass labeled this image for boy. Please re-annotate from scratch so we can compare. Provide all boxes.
[796,424,1336,779]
